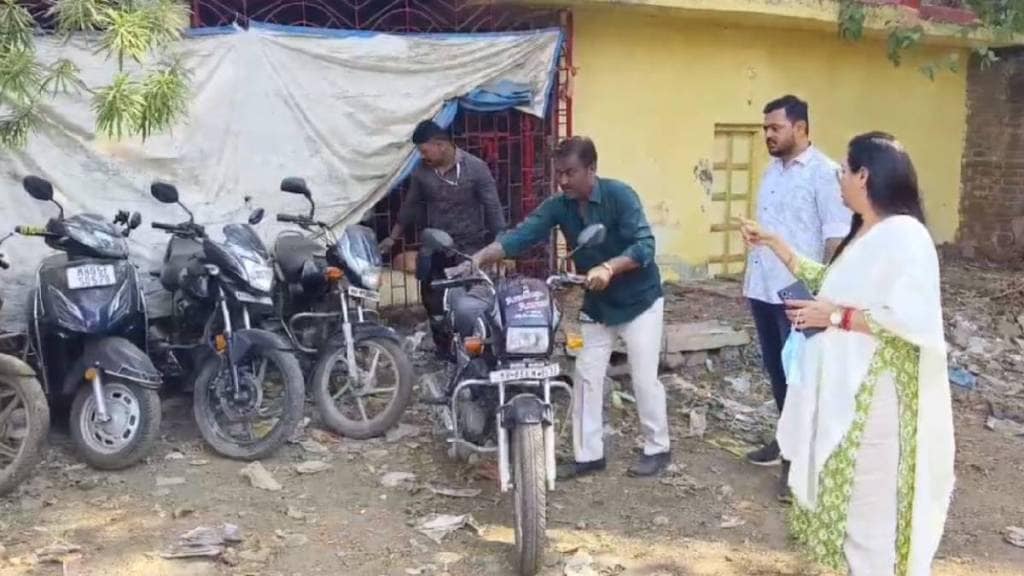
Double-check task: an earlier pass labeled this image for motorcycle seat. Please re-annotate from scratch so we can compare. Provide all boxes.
[274,234,322,283]
[447,287,495,336]
[161,237,203,291]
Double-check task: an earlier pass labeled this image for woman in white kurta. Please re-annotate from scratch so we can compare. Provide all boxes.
[739,132,955,576]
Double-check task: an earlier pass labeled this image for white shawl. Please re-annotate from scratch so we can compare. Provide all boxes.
[777,215,955,576]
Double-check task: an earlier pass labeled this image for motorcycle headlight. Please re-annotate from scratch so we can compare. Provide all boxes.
[360,267,381,290]
[243,259,274,293]
[504,326,549,355]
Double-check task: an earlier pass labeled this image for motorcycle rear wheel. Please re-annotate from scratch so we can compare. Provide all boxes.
[512,422,547,576]
[0,372,49,496]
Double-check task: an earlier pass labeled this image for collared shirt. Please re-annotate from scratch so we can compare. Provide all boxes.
[398,149,506,253]
[499,177,663,326]
[743,145,851,304]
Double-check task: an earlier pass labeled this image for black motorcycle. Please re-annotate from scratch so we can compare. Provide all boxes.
[420,223,606,576]
[147,182,304,460]
[273,177,413,439]
[0,231,50,496]
[18,176,161,470]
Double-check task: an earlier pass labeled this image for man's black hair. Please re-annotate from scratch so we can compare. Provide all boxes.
[555,136,598,169]
[412,120,451,145]
[763,95,809,130]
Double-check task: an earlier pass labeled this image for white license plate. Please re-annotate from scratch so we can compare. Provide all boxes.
[235,291,273,305]
[489,363,560,384]
[348,287,379,302]
[66,265,116,290]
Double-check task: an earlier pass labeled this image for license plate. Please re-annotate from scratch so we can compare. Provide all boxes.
[348,287,379,302]
[235,291,273,305]
[489,363,560,384]
[66,265,116,290]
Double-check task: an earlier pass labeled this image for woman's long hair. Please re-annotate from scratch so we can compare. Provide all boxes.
[831,132,926,262]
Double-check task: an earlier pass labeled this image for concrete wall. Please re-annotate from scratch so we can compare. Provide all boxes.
[572,6,969,279]
[958,50,1024,260]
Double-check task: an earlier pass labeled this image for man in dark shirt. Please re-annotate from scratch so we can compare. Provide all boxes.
[464,136,671,479]
[380,120,505,352]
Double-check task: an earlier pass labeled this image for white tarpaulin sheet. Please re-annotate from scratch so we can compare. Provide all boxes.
[0,24,561,326]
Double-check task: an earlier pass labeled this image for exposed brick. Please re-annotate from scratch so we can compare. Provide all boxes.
[958,50,1024,259]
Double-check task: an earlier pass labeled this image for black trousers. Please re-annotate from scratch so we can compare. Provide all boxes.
[418,251,456,351]
[749,298,791,413]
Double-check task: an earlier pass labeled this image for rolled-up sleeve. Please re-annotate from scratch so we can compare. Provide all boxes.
[498,197,558,258]
[815,162,852,240]
[616,186,656,267]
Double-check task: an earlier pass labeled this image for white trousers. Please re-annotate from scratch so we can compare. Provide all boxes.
[572,298,670,462]
[844,373,899,575]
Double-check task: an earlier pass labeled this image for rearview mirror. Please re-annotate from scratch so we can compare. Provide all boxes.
[129,212,142,230]
[23,176,54,202]
[577,224,607,249]
[151,182,179,204]
[280,177,311,197]
[421,228,454,252]
[249,208,265,226]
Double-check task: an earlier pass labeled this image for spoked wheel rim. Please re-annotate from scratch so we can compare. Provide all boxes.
[206,355,290,447]
[0,383,30,468]
[77,382,141,455]
[327,340,402,426]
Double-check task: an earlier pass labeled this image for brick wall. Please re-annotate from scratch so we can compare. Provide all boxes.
[959,49,1024,260]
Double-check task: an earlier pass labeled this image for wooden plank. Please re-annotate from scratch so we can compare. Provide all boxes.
[707,253,746,264]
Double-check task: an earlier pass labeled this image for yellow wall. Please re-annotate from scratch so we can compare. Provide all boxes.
[572,7,968,279]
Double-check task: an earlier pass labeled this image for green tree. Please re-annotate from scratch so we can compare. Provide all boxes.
[838,0,1024,77]
[0,0,190,149]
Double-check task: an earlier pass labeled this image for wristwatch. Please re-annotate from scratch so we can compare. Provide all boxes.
[829,309,843,328]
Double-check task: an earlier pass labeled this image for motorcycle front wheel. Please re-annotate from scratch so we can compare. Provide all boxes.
[512,422,547,576]
[0,372,49,496]
[70,381,161,470]
[311,336,414,439]
[193,343,304,461]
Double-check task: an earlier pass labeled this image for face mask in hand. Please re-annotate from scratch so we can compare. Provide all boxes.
[781,331,806,390]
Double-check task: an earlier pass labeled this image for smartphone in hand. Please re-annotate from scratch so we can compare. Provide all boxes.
[778,281,824,337]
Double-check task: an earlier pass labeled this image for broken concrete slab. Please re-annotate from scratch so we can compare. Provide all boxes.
[661,321,750,353]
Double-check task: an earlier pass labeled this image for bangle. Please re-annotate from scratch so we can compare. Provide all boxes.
[601,262,614,276]
[841,308,855,331]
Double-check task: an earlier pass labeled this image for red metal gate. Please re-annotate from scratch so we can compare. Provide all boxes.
[191,0,575,306]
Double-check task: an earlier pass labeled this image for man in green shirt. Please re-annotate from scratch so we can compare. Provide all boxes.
[464,136,671,478]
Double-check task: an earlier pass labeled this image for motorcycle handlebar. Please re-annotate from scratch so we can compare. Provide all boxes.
[547,273,587,287]
[151,222,179,232]
[277,214,302,224]
[15,225,48,237]
[431,277,484,290]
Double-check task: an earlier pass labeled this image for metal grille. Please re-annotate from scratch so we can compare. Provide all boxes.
[189,0,573,307]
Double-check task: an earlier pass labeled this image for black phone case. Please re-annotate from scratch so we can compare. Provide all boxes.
[778,281,824,337]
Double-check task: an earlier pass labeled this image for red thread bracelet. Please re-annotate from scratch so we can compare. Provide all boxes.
[841,308,855,331]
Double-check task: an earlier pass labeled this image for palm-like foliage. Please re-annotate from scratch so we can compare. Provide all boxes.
[0,0,190,148]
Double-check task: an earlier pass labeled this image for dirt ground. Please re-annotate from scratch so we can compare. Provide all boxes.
[2,258,1024,576]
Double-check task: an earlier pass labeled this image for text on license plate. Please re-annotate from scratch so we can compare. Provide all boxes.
[66,265,117,290]
[490,363,560,384]
[348,287,379,302]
